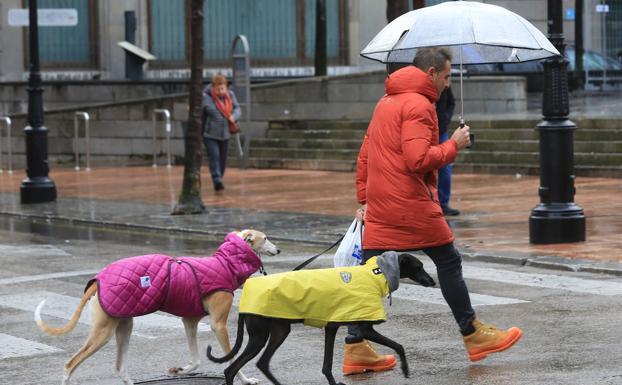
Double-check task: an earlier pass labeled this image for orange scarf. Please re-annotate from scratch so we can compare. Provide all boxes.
[211,88,239,134]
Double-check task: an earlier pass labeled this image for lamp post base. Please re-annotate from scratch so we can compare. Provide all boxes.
[20,177,57,204]
[529,203,585,244]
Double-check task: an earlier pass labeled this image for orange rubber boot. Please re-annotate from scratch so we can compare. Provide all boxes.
[342,340,397,375]
[463,319,523,362]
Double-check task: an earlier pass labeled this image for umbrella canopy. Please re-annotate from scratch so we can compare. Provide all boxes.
[361,0,560,64]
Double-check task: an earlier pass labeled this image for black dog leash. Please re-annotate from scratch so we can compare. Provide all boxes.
[292,234,345,271]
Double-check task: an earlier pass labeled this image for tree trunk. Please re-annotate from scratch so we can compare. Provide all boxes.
[314,0,327,76]
[172,0,206,215]
[386,0,410,23]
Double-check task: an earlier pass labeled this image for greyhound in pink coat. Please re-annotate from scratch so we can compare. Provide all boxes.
[34,230,279,385]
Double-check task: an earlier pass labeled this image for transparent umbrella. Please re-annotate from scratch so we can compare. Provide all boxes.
[361,0,560,124]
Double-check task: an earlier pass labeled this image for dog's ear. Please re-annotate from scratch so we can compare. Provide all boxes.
[243,230,255,245]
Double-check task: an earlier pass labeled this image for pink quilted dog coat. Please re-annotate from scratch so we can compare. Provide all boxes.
[93,232,261,318]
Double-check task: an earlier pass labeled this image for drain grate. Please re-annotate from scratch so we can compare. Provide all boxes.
[135,373,224,385]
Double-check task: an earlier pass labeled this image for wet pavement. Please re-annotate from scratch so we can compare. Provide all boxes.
[1,217,622,385]
[0,166,621,275]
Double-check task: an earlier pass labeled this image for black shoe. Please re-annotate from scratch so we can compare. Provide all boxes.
[214,182,225,191]
[442,205,460,216]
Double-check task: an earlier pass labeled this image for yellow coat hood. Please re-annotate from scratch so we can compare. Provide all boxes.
[239,257,389,328]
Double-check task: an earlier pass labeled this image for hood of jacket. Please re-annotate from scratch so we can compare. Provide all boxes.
[385,65,439,103]
[215,232,262,287]
[376,251,401,293]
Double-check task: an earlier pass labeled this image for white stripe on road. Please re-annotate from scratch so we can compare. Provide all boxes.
[457,265,622,296]
[0,332,62,360]
[393,284,529,306]
[0,292,211,339]
[0,270,98,286]
[0,244,71,258]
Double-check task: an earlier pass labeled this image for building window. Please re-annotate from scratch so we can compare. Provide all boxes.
[148,0,187,63]
[32,0,98,69]
[148,0,348,67]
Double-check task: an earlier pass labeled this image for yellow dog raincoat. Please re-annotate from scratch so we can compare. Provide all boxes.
[239,256,390,328]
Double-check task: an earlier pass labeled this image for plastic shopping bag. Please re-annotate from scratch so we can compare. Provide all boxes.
[333,219,364,267]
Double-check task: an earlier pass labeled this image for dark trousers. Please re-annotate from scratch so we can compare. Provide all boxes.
[203,138,229,186]
[346,242,476,342]
[438,131,452,207]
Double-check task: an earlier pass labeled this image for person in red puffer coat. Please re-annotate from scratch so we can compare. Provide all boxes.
[342,47,523,375]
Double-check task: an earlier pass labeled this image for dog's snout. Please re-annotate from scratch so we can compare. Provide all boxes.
[276,249,281,255]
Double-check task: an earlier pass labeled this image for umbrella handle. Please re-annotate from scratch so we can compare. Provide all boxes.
[459,116,474,149]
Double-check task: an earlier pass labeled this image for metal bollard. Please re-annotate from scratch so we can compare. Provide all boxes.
[152,109,172,168]
[0,117,12,174]
[74,112,91,171]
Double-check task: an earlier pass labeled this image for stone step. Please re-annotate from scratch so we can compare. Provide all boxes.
[454,163,622,178]
[471,128,622,141]
[248,147,359,161]
[268,120,370,131]
[231,157,356,172]
[472,140,622,153]
[458,151,622,167]
[251,137,363,150]
[266,128,366,140]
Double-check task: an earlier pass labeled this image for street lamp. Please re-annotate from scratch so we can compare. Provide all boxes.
[529,0,585,244]
[20,0,57,204]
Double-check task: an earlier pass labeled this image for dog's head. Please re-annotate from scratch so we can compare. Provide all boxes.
[236,229,280,256]
[397,253,436,287]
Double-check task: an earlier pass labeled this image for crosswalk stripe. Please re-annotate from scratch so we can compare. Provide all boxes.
[0,244,71,258]
[0,292,211,339]
[456,265,622,296]
[0,270,98,286]
[393,284,529,306]
[0,332,62,360]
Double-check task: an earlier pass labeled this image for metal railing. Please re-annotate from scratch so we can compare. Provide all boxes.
[74,112,91,171]
[585,69,622,90]
[0,117,12,174]
[152,109,172,168]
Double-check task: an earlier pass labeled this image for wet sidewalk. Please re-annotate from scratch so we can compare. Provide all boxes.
[0,166,621,275]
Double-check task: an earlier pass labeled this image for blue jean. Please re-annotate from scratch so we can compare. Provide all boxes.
[203,137,229,186]
[346,243,476,341]
[438,131,452,207]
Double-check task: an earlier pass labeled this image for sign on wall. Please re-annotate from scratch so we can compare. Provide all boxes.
[8,9,78,27]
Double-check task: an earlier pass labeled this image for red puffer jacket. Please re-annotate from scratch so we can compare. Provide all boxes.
[356,66,458,250]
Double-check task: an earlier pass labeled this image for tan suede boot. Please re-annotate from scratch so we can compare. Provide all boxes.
[342,340,396,375]
[463,319,523,362]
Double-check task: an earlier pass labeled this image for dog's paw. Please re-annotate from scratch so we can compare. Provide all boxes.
[168,364,198,376]
[242,378,260,385]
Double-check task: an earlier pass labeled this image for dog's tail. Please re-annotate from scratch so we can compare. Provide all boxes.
[35,280,98,335]
[206,313,245,363]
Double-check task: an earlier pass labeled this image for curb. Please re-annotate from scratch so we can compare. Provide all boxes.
[463,251,622,277]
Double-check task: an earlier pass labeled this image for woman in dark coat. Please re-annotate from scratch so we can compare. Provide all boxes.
[202,74,241,191]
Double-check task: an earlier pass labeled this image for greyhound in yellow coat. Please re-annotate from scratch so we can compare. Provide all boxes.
[207,251,436,385]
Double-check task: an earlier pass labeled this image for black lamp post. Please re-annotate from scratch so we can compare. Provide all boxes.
[529,0,585,244]
[20,0,57,204]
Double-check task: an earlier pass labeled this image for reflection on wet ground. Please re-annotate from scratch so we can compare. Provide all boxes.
[0,216,222,255]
